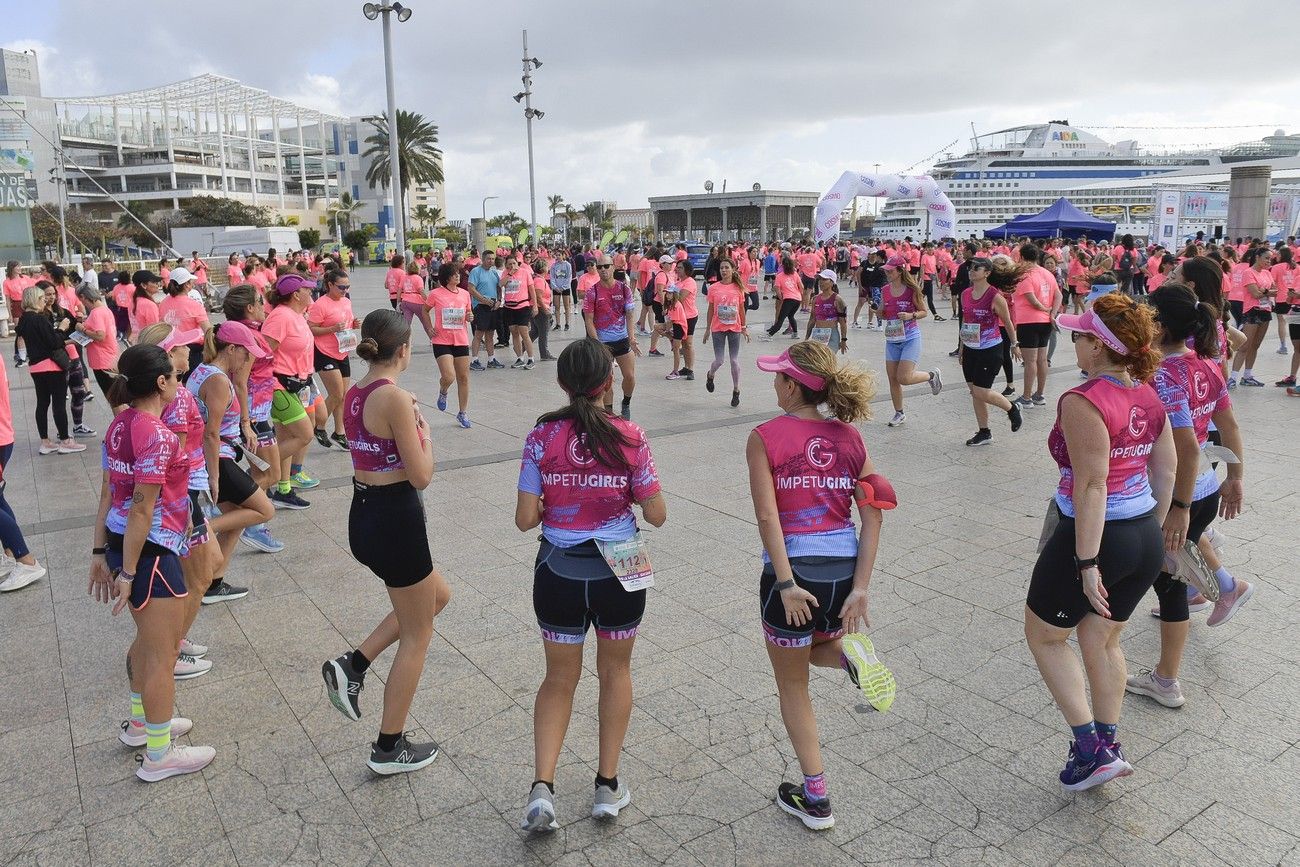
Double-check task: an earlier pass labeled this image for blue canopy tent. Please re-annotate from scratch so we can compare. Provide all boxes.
[984,197,1116,241]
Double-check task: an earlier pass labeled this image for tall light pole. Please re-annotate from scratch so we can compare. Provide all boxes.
[513,30,543,246]
[482,195,498,228]
[362,2,412,258]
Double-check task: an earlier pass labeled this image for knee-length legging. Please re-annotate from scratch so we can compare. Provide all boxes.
[768,299,800,336]
[709,331,741,388]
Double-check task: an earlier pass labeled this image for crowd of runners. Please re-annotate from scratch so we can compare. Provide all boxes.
[0,227,1283,831]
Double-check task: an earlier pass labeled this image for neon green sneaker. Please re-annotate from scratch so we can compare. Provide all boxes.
[289,470,320,490]
[841,633,896,712]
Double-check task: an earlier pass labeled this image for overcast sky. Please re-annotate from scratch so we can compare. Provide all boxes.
[8,0,1299,223]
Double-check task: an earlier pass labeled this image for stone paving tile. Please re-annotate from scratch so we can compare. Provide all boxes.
[3,268,1297,864]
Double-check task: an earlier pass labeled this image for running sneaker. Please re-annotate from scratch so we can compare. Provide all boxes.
[511,357,526,369]
[456,412,471,429]
[1277,344,1289,355]
[852,321,863,329]
[1126,667,1186,706]
[1227,377,1237,390]
[1175,540,1220,602]
[592,782,632,819]
[522,782,559,832]
[135,743,216,782]
[620,399,632,420]
[202,582,249,605]
[469,359,485,371]
[73,424,97,438]
[313,428,332,448]
[1001,384,1017,396]
[1031,393,1047,407]
[1241,376,1265,387]
[730,390,740,408]
[487,358,505,369]
[948,348,961,357]
[1150,593,1210,618]
[179,637,208,658]
[57,440,87,454]
[120,717,193,747]
[933,315,946,322]
[524,359,535,370]
[887,410,905,427]
[929,369,943,395]
[367,734,439,775]
[776,782,834,830]
[647,349,664,357]
[705,375,715,393]
[436,392,447,411]
[1058,742,1131,792]
[270,489,307,510]
[966,430,992,447]
[1013,396,1034,409]
[38,442,58,455]
[665,372,681,381]
[1008,405,1023,432]
[289,471,319,489]
[322,651,366,721]
[1276,376,1296,387]
[1201,526,1226,555]
[841,633,896,712]
[173,653,212,680]
[240,524,284,553]
[0,561,45,592]
[14,358,24,367]
[683,370,694,381]
[331,433,349,449]
[1206,579,1254,627]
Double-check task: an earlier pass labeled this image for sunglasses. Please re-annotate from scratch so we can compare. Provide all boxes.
[1070,331,1092,343]
[597,264,613,270]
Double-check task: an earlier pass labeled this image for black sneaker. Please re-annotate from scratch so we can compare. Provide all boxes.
[202,581,249,605]
[620,398,632,421]
[322,652,365,721]
[1008,405,1023,433]
[269,489,311,510]
[1001,384,1017,396]
[367,734,439,775]
[330,432,349,449]
[314,428,332,448]
[706,375,715,393]
[683,370,694,381]
[731,390,740,408]
[776,782,834,830]
[948,348,961,357]
[966,429,992,447]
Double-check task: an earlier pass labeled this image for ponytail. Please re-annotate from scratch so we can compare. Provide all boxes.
[536,338,635,470]
[106,373,131,408]
[787,340,876,423]
[1192,302,1220,359]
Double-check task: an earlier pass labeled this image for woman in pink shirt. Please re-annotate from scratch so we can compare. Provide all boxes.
[4,262,30,366]
[384,255,406,310]
[1269,246,1297,356]
[159,269,212,378]
[130,269,162,339]
[76,286,121,398]
[261,274,317,509]
[399,260,436,341]
[225,254,243,288]
[306,269,358,448]
[672,259,699,379]
[1229,247,1274,387]
[0,352,46,591]
[427,262,473,427]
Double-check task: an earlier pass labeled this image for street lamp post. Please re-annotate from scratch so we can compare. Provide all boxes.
[362,2,412,258]
[513,31,543,246]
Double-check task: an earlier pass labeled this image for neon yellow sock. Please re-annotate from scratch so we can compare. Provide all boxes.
[145,719,171,760]
[277,480,291,494]
[130,692,145,725]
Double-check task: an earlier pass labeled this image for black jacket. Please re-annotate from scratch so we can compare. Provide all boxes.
[15,310,74,369]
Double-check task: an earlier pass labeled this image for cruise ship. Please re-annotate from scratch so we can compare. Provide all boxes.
[872,121,1300,240]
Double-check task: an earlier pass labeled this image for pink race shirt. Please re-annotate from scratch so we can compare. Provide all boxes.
[775,272,803,302]
[159,294,209,333]
[243,321,276,421]
[676,277,699,320]
[518,417,660,547]
[384,267,405,300]
[83,306,120,370]
[130,296,160,334]
[427,286,471,346]
[1048,376,1166,519]
[307,294,355,360]
[0,357,12,447]
[582,280,634,342]
[1154,351,1230,501]
[1012,265,1055,325]
[160,385,208,491]
[262,304,313,377]
[400,274,425,305]
[1240,266,1274,314]
[708,283,745,333]
[103,408,191,554]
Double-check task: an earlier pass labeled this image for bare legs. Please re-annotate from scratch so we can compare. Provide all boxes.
[1025,608,1127,729]
[766,635,844,781]
[533,636,635,783]
[318,368,348,436]
[885,359,930,413]
[436,353,471,413]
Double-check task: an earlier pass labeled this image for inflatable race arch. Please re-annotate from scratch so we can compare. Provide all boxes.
[814,171,956,242]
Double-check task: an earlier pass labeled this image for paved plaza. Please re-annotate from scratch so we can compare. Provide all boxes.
[1,269,1297,866]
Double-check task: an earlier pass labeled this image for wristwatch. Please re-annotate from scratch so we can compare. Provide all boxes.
[1073,556,1099,574]
[1170,498,1191,510]
[774,578,796,591]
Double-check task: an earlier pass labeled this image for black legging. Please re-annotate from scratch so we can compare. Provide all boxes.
[922,279,939,315]
[768,299,800,336]
[745,291,760,311]
[999,327,1014,385]
[31,370,70,440]
[67,359,88,427]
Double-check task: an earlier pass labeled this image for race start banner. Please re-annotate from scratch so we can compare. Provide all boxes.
[815,171,955,242]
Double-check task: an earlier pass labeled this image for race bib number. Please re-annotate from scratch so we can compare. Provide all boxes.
[440,306,466,329]
[811,327,835,347]
[69,330,94,347]
[747,274,759,287]
[960,322,982,348]
[335,329,358,353]
[883,319,906,342]
[717,304,739,325]
[595,533,654,592]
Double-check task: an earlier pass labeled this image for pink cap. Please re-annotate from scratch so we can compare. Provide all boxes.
[1056,309,1132,355]
[756,348,826,391]
[275,273,315,296]
[882,255,908,271]
[215,320,271,358]
[159,327,202,351]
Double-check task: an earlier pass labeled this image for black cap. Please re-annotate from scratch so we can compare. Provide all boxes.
[132,269,160,286]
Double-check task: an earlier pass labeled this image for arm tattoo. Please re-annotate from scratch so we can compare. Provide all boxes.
[131,490,145,504]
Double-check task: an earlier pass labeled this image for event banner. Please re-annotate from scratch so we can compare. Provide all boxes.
[814,171,955,243]
[1155,189,1180,242]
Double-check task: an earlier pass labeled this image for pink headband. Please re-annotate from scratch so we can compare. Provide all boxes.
[755,349,827,391]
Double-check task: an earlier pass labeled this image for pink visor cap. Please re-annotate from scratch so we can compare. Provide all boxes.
[216,320,271,358]
[756,349,826,391]
[159,327,203,351]
[882,254,908,271]
[275,273,315,296]
[1056,310,1133,355]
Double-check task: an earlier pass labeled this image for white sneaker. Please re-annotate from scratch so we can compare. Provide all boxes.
[119,717,194,747]
[174,653,212,680]
[57,440,87,454]
[135,742,216,782]
[887,411,906,427]
[0,553,15,578]
[179,637,208,659]
[0,561,46,592]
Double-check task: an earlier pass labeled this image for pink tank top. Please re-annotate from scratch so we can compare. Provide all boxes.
[880,285,920,341]
[960,286,1002,349]
[344,380,405,473]
[753,415,867,536]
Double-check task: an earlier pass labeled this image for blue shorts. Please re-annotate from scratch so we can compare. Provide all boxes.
[105,531,187,611]
[884,335,922,364]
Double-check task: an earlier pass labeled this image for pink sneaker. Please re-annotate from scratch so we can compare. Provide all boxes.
[119,717,194,747]
[1206,580,1254,627]
[135,742,216,782]
[1150,593,1210,618]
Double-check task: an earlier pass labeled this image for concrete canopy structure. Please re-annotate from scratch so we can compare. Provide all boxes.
[649,189,818,242]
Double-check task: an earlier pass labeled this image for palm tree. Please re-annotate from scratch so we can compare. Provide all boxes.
[562,206,579,245]
[582,201,604,245]
[547,194,564,229]
[362,110,444,237]
[327,192,364,236]
[411,205,437,236]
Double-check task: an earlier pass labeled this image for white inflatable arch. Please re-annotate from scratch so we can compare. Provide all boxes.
[814,170,956,242]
